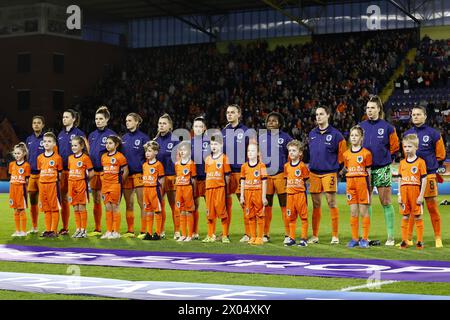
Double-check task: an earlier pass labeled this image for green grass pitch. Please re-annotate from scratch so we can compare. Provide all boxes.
[0,193,449,299]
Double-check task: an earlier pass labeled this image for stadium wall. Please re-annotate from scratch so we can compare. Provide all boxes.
[0,35,125,134]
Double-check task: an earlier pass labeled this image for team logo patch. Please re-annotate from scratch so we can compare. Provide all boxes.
[183,168,189,175]
[176,201,180,208]
[254,170,260,177]
[295,169,301,177]
[423,135,430,143]
[286,209,291,217]
[135,140,141,146]
[347,194,352,200]
[77,161,83,168]
[102,137,107,143]
[378,128,384,135]
[216,163,222,169]
[278,138,284,144]
[237,133,244,140]
[411,166,418,174]
[102,194,105,201]
[246,208,249,216]
[401,203,405,211]
[143,203,147,209]
[49,160,55,167]
[202,142,209,149]
[18,168,25,175]
[167,143,173,149]
[149,168,155,174]
[40,141,44,147]
[206,209,210,216]
[357,156,363,164]
[70,134,75,140]
[9,199,13,206]
[326,135,332,142]
[68,196,73,203]
[111,158,116,164]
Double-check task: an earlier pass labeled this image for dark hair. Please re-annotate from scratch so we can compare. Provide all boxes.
[265,112,285,129]
[32,115,45,125]
[96,106,110,120]
[193,116,207,126]
[106,135,122,151]
[315,106,331,115]
[412,105,427,116]
[367,95,385,119]
[227,104,241,113]
[64,109,80,127]
[71,136,88,154]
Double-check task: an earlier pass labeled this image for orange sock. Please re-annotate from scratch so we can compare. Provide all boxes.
[289,219,296,240]
[407,214,415,240]
[350,216,359,241]
[105,211,113,232]
[113,212,121,233]
[221,217,228,237]
[146,213,154,234]
[264,206,273,236]
[180,214,187,237]
[170,203,180,232]
[44,212,52,231]
[94,203,102,231]
[426,199,441,239]
[20,211,27,232]
[281,207,289,236]
[30,204,38,229]
[61,200,70,230]
[161,199,166,233]
[301,218,308,240]
[330,207,339,238]
[415,219,424,243]
[362,216,370,240]
[401,217,409,241]
[80,210,87,230]
[155,213,162,235]
[257,217,264,239]
[14,211,20,231]
[249,218,256,239]
[74,210,81,230]
[126,210,134,232]
[187,214,194,237]
[312,207,322,237]
[51,211,59,232]
[193,209,199,234]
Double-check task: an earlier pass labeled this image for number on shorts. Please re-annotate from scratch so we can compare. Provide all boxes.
[430,180,435,190]
[330,176,335,187]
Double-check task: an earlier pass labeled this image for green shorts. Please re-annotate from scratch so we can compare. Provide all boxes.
[371,165,392,188]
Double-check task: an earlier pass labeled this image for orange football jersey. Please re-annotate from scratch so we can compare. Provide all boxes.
[9,161,31,185]
[37,152,63,183]
[399,157,427,186]
[101,151,128,184]
[343,147,372,177]
[175,159,197,186]
[205,153,231,189]
[68,153,93,181]
[240,161,268,190]
[284,161,309,194]
[142,160,165,187]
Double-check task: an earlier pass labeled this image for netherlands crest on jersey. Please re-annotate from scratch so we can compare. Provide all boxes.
[135,140,141,146]
[102,194,105,201]
[70,134,75,140]
[68,196,73,203]
[378,128,384,136]
[77,161,83,168]
[401,203,405,211]
[286,209,291,217]
[216,162,222,169]
[49,160,55,167]
[102,137,107,143]
[40,141,44,146]
[326,135,332,142]
[246,208,250,215]
[357,155,363,164]
[411,166,418,174]
[278,138,284,144]
[203,142,209,149]
[111,158,116,164]
[237,133,244,140]
[254,170,260,177]
[149,168,155,174]
[347,194,352,200]
[423,135,430,143]
[295,169,301,177]
[176,201,180,208]
[167,143,173,149]
[183,168,189,175]
[18,168,25,175]
[9,199,13,206]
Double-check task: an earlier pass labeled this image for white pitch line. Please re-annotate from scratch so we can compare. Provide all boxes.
[340,280,398,292]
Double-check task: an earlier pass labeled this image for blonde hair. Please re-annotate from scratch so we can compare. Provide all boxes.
[12,142,28,161]
[143,140,160,152]
[154,113,173,140]
[402,134,419,149]
[177,141,191,156]
[96,106,110,120]
[127,112,143,127]
[43,132,57,143]
[287,139,304,152]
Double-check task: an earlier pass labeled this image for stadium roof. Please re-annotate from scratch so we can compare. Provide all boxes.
[0,0,357,20]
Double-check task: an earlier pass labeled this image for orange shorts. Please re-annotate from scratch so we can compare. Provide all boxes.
[309,172,338,193]
[286,192,308,221]
[205,187,227,219]
[60,170,69,194]
[346,176,370,205]
[39,182,61,212]
[164,175,176,192]
[101,183,122,205]
[228,172,242,195]
[27,174,40,193]
[9,184,28,210]
[122,173,144,189]
[143,186,163,212]
[400,185,423,216]
[176,185,195,212]
[244,190,264,218]
[194,179,206,198]
[424,174,438,198]
[68,179,89,206]
[266,172,286,195]
[90,172,103,190]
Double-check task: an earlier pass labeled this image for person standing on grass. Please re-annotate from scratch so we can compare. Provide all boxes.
[307,106,346,245]
[359,95,399,246]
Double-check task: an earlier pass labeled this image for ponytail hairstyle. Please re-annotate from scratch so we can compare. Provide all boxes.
[64,108,80,127]
[127,112,143,127]
[43,131,57,144]
[12,142,29,161]
[367,95,385,119]
[153,113,173,140]
[71,136,88,154]
[96,105,111,120]
[106,135,122,152]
